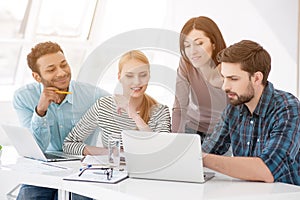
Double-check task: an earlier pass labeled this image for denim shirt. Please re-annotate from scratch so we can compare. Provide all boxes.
[13,80,109,152]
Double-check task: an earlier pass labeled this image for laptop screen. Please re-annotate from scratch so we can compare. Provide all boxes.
[1,124,81,162]
[121,130,211,183]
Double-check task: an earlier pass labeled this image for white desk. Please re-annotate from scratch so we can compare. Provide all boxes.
[1,145,300,200]
[0,146,75,199]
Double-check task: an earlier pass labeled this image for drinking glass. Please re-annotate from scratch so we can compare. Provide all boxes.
[108,138,120,170]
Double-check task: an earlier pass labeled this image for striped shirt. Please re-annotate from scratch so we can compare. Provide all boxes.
[202,82,300,185]
[63,96,171,155]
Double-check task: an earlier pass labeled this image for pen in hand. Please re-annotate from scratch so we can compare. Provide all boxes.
[55,90,72,94]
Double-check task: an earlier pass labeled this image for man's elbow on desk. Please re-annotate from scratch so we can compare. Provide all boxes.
[203,153,274,183]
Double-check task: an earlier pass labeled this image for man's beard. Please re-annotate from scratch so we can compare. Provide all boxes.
[40,74,71,90]
[226,82,254,106]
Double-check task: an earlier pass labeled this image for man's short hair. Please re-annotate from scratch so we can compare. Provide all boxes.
[217,40,271,85]
[27,41,64,73]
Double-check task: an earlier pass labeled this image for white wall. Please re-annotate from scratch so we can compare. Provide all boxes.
[83,0,299,97]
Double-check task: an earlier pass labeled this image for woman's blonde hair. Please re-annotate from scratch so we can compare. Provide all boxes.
[118,50,157,123]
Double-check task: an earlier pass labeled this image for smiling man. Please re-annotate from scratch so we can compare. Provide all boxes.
[202,40,300,185]
[13,41,109,200]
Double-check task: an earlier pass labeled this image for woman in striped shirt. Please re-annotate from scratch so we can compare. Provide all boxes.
[63,50,171,155]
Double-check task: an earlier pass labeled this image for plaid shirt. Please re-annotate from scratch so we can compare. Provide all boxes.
[202,82,300,185]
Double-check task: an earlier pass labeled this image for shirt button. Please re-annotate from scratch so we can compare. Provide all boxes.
[247,141,250,145]
[257,139,260,142]
[250,120,254,124]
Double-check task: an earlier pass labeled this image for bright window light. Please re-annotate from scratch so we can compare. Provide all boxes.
[0,0,28,38]
[36,0,97,39]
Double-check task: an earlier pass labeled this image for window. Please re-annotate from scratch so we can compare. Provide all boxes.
[0,0,98,100]
[36,0,97,40]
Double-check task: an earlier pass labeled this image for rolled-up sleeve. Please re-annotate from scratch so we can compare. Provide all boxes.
[259,103,300,182]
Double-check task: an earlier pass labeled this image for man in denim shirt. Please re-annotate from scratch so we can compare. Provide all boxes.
[13,41,109,199]
[202,40,300,185]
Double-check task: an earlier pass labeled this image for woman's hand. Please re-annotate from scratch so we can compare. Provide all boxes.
[113,94,151,131]
[83,146,108,156]
[113,94,136,118]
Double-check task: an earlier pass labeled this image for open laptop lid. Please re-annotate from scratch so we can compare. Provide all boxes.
[1,124,80,162]
[121,130,214,183]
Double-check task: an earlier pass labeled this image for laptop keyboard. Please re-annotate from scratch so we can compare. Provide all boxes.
[44,152,65,159]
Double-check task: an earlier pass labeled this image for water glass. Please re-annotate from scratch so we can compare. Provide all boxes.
[108,138,120,169]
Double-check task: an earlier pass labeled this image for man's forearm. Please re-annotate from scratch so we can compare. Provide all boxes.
[203,154,274,183]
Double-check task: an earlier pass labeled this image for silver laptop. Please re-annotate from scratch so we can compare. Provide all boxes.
[121,130,214,183]
[1,124,81,162]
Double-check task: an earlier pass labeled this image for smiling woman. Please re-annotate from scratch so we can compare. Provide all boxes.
[172,16,228,143]
[63,49,171,156]
[118,50,151,100]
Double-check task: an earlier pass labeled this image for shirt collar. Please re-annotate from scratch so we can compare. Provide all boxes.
[63,80,74,105]
[237,81,274,117]
[252,81,274,117]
